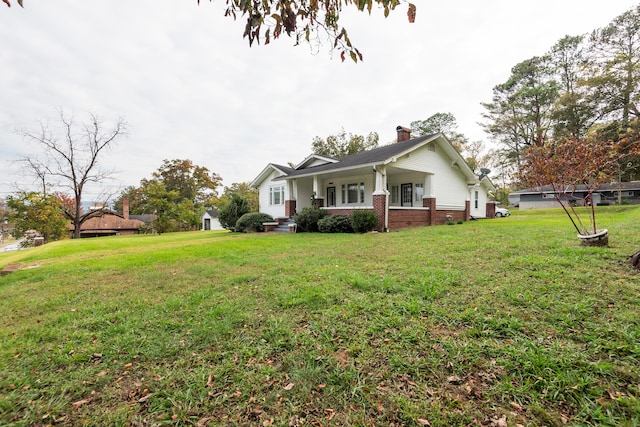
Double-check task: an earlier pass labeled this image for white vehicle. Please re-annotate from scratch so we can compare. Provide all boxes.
[495,207,511,217]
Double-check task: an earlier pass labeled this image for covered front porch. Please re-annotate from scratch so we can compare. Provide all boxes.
[280,165,470,231]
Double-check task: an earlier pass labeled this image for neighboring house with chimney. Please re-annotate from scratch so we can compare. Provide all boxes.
[72,199,145,238]
[251,126,496,231]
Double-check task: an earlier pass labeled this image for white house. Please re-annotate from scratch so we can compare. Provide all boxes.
[251,127,496,231]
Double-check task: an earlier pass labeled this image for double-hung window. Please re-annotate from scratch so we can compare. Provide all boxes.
[269,185,284,205]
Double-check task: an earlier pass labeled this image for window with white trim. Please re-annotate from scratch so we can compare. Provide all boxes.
[391,185,399,204]
[414,183,424,202]
[269,185,284,205]
[341,182,365,204]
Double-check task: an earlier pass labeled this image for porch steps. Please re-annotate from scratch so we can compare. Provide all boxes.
[271,217,297,233]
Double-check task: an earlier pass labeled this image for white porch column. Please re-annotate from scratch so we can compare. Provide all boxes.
[312,175,319,197]
[373,165,387,195]
[287,179,296,200]
[424,173,434,198]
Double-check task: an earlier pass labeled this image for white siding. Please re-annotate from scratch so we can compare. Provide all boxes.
[296,177,315,210]
[469,186,489,218]
[258,170,288,218]
[393,143,469,209]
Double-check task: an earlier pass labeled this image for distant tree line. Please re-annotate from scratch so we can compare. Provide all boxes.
[482,4,640,184]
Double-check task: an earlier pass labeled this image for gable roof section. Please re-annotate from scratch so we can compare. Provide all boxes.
[250,163,297,188]
[295,154,339,169]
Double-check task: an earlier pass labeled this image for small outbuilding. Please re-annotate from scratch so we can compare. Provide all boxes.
[202,209,223,230]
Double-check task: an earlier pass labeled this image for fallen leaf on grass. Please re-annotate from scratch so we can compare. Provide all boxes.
[283,382,295,390]
[324,409,336,421]
[206,374,215,387]
[510,401,523,411]
[447,375,463,385]
[72,398,91,409]
[491,415,508,427]
[417,418,431,425]
[138,393,154,403]
[196,417,213,427]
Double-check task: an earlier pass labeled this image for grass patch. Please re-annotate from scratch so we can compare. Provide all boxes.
[1,208,639,426]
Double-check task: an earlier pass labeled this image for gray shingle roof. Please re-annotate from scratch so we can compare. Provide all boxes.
[277,133,437,179]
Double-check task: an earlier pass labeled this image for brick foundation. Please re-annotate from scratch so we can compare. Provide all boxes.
[432,210,466,224]
[388,209,429,229]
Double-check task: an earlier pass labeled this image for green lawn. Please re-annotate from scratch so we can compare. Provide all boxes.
[1,207,639,426]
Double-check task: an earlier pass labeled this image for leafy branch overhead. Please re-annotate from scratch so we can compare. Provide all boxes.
[198,0,416,62]
[5,0,414,61]
[1,0,23,7]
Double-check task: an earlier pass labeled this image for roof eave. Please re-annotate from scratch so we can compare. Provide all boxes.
[273,161,382,181]
[250,164,290,188]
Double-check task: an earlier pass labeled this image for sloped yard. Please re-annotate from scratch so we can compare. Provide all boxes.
[0,207,638,426]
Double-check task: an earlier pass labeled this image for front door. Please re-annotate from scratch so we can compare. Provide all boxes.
[401,183,413,207]
[327,186,336,207]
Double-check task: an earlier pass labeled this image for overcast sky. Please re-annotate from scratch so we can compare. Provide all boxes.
[1,1,638,202]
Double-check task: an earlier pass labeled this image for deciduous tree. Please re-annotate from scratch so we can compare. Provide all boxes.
[6,191,68,243]
[19,110,127,238]
[520,132,640,239]
[116,159,222,233]
[312,129,379,157]
[151,159,222,207]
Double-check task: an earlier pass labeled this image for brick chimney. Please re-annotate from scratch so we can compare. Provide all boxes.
[123,198,129,220]
[396,126,411,142]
